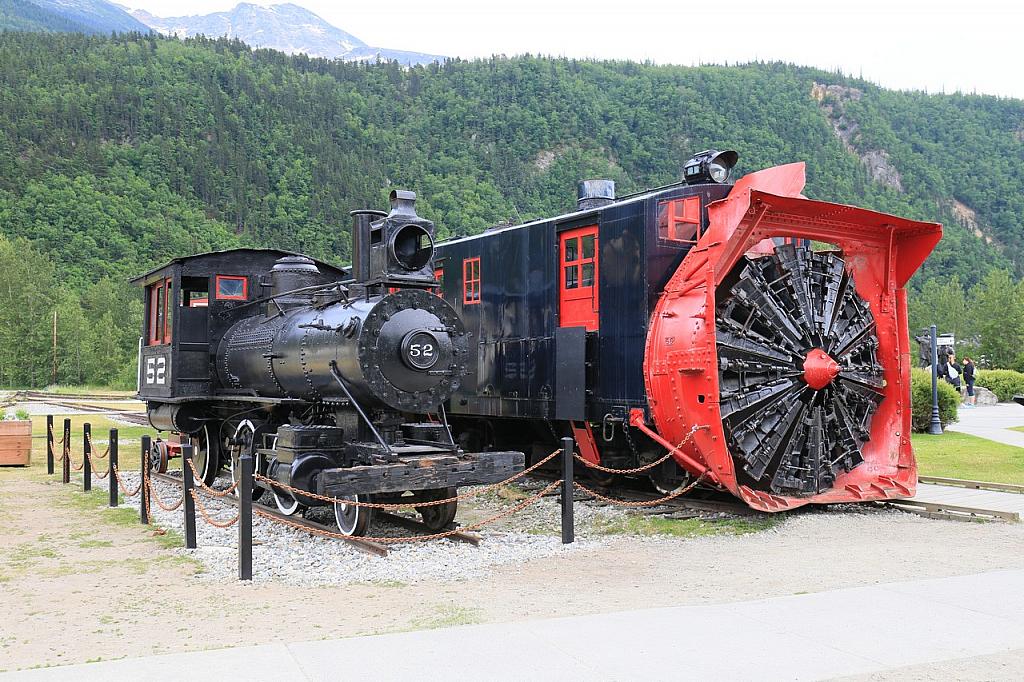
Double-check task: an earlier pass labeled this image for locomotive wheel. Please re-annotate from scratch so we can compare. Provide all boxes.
[715,244,885,496]
[273,489,303,516]
[334,495,373,537]
[229,420,265,503]
[149,441,169,475]
[648,458,690,495]
[415,488,458,530]
[189,424,220,488]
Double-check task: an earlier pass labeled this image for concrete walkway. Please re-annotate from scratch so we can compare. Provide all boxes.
[946,401,1024,448]
[6,568,1024,681]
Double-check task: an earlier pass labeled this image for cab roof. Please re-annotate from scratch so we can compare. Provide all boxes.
[129,248,348,285]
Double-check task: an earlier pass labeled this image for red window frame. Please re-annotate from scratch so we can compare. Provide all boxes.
[434,267,444,298]
[463,257,481,305]
[163,280,173,344]
[559,225,599,331]
[147,278,172,346]
[214,275,248,301]
[658,196,702,244]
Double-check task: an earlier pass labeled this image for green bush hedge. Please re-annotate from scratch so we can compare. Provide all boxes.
[975,369,1024,402]
[910,368,960,432]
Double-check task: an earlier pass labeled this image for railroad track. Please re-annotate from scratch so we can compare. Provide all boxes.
[520,472,764,520]
[150,471,481,554]
[917,476,1024,495]
[10,391,149,426]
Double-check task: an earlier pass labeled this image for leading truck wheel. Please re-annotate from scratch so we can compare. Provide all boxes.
[715,245,885,496]
[334,495,373,537]
[416,488,458,530]
[229,420,265,503]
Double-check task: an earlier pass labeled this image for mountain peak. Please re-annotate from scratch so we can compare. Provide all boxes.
[130,2,442,65]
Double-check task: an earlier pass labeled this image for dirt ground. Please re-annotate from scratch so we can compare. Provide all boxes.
[3,449,1024,673]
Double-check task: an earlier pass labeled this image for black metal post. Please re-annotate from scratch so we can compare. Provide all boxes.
[46,415,54,475]
[560,436,575,545]
[82,422,91,492]
[182,443,197,550]
[108,429,118,508]
[238,453,253,581]
[140,435,150,525]
[928,324,944,435]
[62,418,70,484]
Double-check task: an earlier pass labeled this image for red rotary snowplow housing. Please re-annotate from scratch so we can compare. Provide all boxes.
[641,163,942,511]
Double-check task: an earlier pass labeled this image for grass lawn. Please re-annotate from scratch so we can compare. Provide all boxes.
[912,431,1024,485]
[1010,426,1024,433]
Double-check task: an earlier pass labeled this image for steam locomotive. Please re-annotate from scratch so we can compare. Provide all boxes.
[133,191,522,536]
[435,151,942,512]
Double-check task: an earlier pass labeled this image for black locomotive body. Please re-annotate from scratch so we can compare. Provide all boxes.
[434,179,729,492]
[134,191,522,535]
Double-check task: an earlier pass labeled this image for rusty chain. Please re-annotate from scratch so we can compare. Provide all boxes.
[185,458,239,497]
[112,466,143,498]
[253,448,562,510]
[189,489,240,528]
[574,472,708,508]
[85,434,109,460]
[255,478,564,544]
[52,428,67,462]
[147,477,184,511]
[573,425,707,475]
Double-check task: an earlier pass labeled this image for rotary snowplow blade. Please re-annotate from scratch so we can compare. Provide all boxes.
[643,163,942,511]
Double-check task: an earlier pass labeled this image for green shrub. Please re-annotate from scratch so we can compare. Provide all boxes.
[0,409,5,421]
[910,368,960,432]
[975,369,1024,402]
[15,409,30,421]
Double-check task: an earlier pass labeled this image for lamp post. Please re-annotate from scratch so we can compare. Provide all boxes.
[928,324,944,435]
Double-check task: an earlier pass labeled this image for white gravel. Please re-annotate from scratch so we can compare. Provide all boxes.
[111,472,611,586]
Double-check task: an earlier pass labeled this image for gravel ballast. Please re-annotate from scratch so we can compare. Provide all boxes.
[111,472,613,586]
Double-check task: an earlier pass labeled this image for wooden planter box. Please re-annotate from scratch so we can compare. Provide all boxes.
[0,420,32,466]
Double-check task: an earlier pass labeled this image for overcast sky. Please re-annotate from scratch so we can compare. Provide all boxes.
[123,0,1024,99]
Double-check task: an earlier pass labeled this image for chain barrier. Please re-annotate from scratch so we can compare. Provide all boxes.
[573,425,707,475]
[185,458,239,498]
[85,434,109,460]
[112,466,143,498]
[147,477,184,511]
[252,448,562,511]
[574,472,708,508]
[189,489,240,528]
[255,478,564,544]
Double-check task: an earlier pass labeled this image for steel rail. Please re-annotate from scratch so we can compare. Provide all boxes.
[917,476,1024,495]
[882,499,1020,523]
[374,511,481,546]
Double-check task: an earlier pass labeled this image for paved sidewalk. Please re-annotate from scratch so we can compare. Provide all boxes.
[6,569,1024,681]
[946,402,1024,448]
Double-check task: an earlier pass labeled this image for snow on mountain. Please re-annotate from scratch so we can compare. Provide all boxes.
[130,2,443,65]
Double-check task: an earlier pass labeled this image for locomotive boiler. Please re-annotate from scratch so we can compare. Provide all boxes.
[133,190,522,536]
[435,151,942,512]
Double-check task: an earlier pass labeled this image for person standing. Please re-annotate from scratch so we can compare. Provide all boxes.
[944,351,962,393]
[962,357,976,407]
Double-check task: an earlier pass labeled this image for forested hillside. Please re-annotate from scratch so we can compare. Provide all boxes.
[0,31,1022,386]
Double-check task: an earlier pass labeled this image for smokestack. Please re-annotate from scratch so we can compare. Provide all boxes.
[577,179,615,210]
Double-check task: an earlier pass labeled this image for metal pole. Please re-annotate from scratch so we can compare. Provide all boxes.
[140,435,150,524]
[238,453,253,581]
[182,444,197,549]
[46,415,54,475]
[82,422,91,492]
[560,436,575,545]
[62,418,70,484]
[108,429,118,508]
[928,324,944,435]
